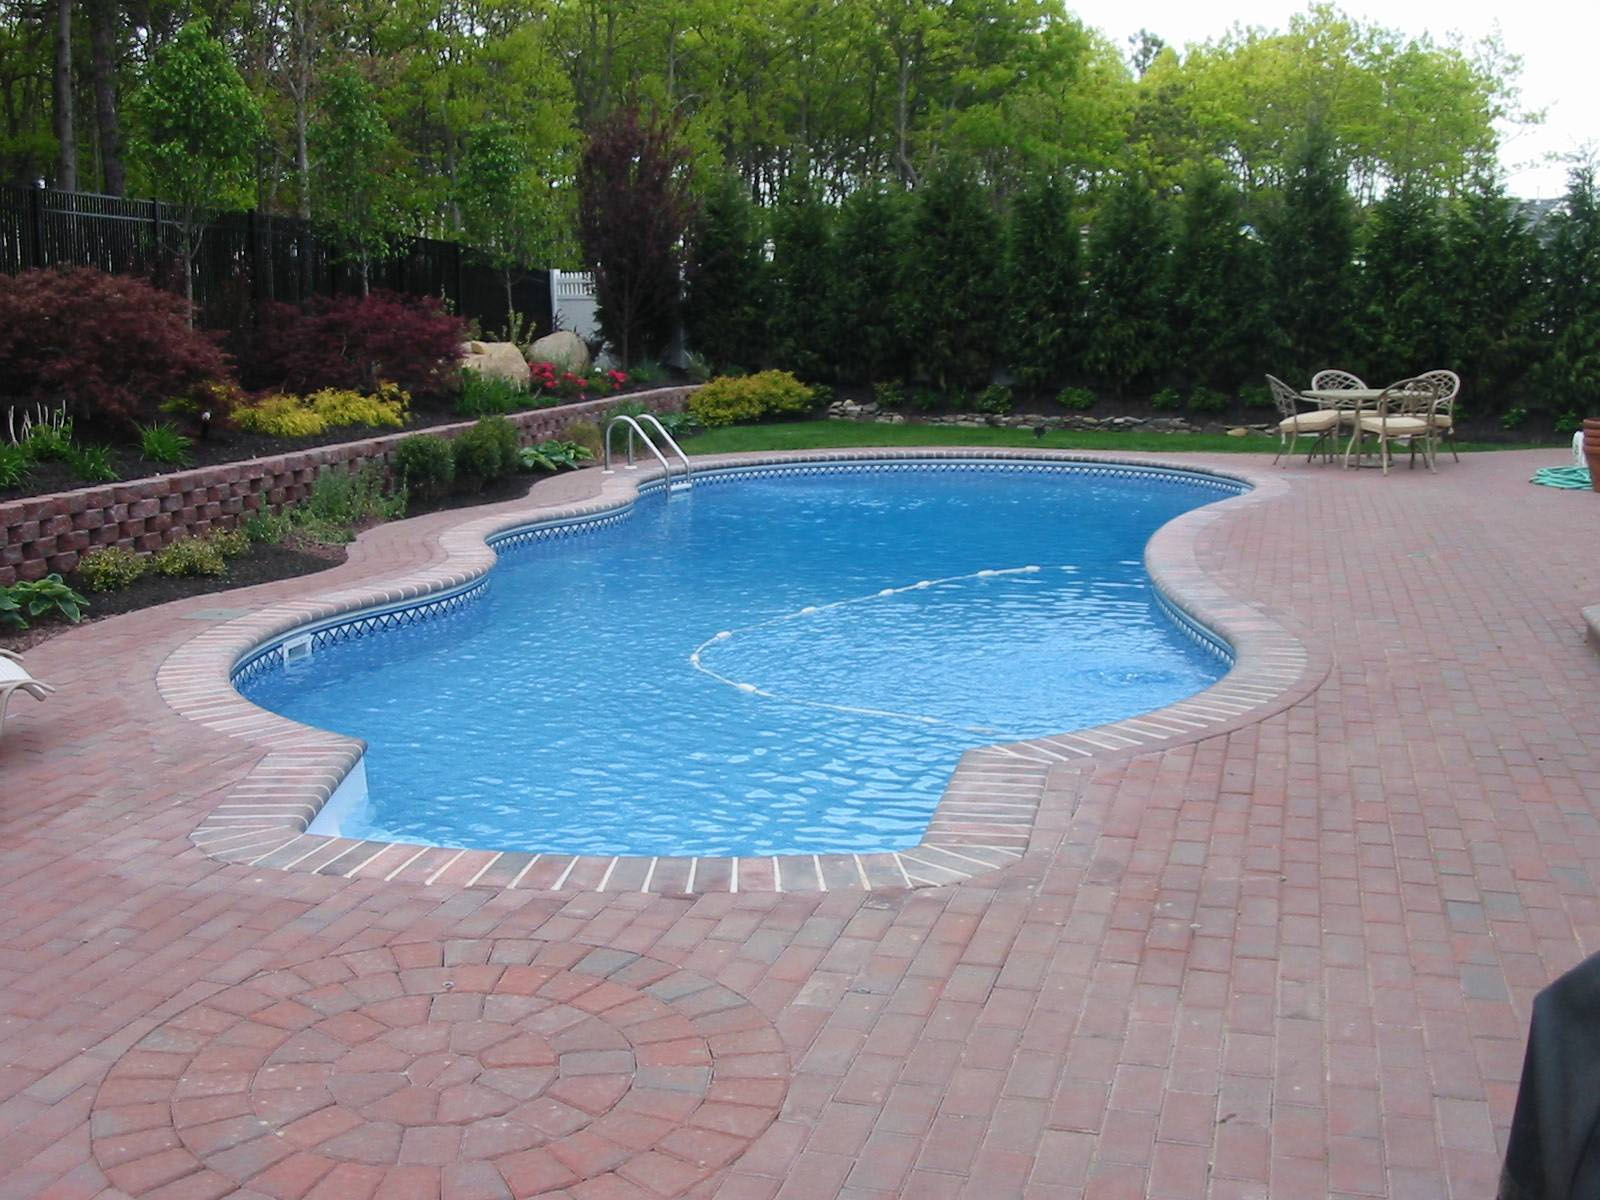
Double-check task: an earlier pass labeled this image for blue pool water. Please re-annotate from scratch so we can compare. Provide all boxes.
[239,461,1238,856]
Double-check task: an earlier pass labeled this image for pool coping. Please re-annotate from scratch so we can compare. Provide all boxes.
[158,448,1328,894]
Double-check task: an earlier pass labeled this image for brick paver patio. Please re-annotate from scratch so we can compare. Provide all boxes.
[2,447,1598,1199]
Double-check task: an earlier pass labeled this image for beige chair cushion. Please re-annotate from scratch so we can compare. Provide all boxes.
[1357,415,1428,434]
[1279,409,1342,434]
[1427,414,1453,429]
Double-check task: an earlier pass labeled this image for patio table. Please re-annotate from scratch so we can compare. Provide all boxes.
[1301,387,1429,468]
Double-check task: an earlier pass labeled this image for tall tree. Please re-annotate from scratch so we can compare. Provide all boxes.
[900,158,1002,392]
[310,62,410,295]
[1357,181,1450,376]
[577,105,696,366]
[1006,172,1082,393]
[1171,165,1276,392]
[127,19,263,317]
[1083,170,1171,395]
[1261,128,1358,379]
[87,0,123,194]
[52,0,74,188]
[1441,175,1541,417]
[767,171,834,380]
[832,182,912,384]
[457,119,575,333]
[683,168,769,373]
[1540,165,1600,420]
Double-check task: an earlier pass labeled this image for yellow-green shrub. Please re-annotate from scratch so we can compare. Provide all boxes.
[307,382,409,429]
[233,383,409,436]
[687,371,815,428]
[77,545,146,592]
[153,537,227,578]
[234,394,327,436]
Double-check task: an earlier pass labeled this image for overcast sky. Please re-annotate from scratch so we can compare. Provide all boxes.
[1066,0,1592,198]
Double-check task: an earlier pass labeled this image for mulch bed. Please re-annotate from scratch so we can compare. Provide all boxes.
[0,471,544,655]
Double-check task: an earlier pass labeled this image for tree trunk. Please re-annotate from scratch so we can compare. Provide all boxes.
[88,0,123,195]
[503,267,514,338]
[292,0,312,219]
[54,0,76,190]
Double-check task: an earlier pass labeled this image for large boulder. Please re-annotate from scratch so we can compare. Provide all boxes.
[528,330,591,375]
[460,341,530,389]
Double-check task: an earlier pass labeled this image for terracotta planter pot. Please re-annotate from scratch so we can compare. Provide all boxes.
[1585,419,1600,492]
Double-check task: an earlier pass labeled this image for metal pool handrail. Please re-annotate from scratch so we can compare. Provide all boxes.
[603,414,693,489]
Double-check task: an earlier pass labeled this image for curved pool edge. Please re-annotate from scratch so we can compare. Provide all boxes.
[159,448,1328,894]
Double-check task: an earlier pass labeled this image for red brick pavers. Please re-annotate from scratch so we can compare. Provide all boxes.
[3,447,1599,1198]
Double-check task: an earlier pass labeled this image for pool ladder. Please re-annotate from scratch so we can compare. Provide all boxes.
[603,414,694,491]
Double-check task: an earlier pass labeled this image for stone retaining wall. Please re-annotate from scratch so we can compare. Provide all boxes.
[0,386,692,585]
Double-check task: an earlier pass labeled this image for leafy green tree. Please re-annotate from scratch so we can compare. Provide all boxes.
[1261,128,1358,380]
[1441,175,1542,418]
[1540,165,1600,419]
[767,173,835,380]
[127,19,264,317]
[901,159,1003,392]
[683,169,769,373]
[832,183,913,384]
[1083,170,1171,396]
[1356,182,1450,376]
[458,120,576,334]
[577,106,696,367]
[310,64,412,295]
[1170,165,1276,393]
[1006,172,1082,392]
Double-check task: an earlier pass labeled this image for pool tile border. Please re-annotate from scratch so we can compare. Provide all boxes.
[160,449,1327,894]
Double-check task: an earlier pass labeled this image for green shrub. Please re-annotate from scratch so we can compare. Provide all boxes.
[565,420,603,458]
[1187,387,1229,413]
[23,421,75,462]
[626,359,666,386]
[1150,388,1182,412]
[77,545,147,592]
[1238,384,1274,411]
[1500,406,1527,430]
[292,464,405,542]
[0,443,30,489]
[1055,387,1096,411]
[452,416,521,488]
[973,384,1014,415]
[1555,410,1582,435]
[688,371,815,428]
[873,381,906,409]
[208,527,251,559]
[393,434,456,502]
[138,421,194,466]
[519,440,594,473]
[1,573,88,627]
[153,537,227,577]
[65,444,119,483]
[242,497,294,545]
[457,372,529,417]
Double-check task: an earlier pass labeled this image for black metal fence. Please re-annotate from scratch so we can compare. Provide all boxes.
[0,183,551,337]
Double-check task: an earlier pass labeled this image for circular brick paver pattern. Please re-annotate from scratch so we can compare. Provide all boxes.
[89,940,787,1198]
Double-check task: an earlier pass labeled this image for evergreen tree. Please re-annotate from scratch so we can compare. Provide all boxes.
[1541,165,1600,420]
[1171,165,1276,393]
[832,183,913,384]
[1083,170,1171,396]
[1441,175,1542,419]
[1357,181,1450,377]
[1006,173,1083,394]
[901,160,1003,393]
[767,173,835,381]
[1262,128,1357,379]
[683,170,770,373]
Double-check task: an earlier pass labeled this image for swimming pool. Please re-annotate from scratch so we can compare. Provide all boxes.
[237,459,1242,857]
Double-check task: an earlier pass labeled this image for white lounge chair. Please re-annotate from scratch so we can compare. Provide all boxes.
[0,648,54,741]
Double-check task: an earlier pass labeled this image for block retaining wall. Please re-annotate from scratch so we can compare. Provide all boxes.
[0,386,693,586]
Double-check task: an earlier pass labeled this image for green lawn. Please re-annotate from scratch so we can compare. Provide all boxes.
[680,420,1553,457]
